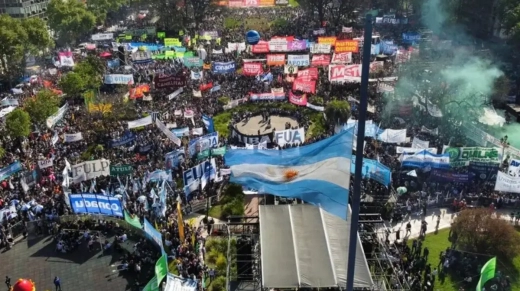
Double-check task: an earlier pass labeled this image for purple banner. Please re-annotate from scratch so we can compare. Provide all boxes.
[289,40,307,51]
[430,169,474,183]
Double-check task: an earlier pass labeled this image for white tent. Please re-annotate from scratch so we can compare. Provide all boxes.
[259,204,373,289]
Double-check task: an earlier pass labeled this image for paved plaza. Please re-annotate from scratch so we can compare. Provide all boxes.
[235,115,299,135]
[0,234,147,291]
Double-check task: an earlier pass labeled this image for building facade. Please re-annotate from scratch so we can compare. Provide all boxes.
[0,0,48,18]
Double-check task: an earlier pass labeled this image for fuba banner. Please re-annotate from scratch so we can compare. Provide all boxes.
[212,61,236,74]
[69,194,123,217]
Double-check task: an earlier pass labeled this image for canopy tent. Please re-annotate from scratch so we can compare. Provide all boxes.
[259,204,373,289]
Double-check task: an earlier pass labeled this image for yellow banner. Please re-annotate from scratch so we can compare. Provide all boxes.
[318,37,337,45]
[177,202,185,242]
[88,103,112,114]
[164,38,181,47]
[165,51,175,57]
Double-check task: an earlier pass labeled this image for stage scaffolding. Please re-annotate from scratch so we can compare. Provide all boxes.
[358,213,412,291]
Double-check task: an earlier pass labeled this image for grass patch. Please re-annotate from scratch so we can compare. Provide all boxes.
[408,228,520,291]
[208,204,224,219]
[224,17,271,31]
[288,0,299,6]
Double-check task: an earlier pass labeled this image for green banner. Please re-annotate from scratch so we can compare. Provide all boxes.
[157,31,166,38]
[124,210,142,229]
[197,146,227,160]
[155,254,168,285]
[143,275,159,291]
[476,257,496,291]
[443,147,501,167]
[110,164,134,176]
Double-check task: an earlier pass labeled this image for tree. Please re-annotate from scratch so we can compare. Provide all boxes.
[451,208,520,260]
[325,100,351,125]
[86,0,127,25]
[59,72,88,97]
[74,56,104,89]
[211,277,226,291]
[298,0,367,25]
[0,147,5,159]
[24,90,60,125]
[5,109,31,138]
[0,15,53,84]
[46,0,96,45]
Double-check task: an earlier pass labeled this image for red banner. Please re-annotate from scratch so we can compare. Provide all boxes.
[292,79,316,94]
[267,54,285,66]
[228,0,243,6]
[297,68,318,80]
[243,63,263,76]
[200,82,213,91]
[252,41,269,53]
[289,91,307,106]
[331,52,352,64]
[311,54,330,66]
[271,36,295,42]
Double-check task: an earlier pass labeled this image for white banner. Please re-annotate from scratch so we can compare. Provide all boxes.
[155,118,181,146]
[46,104,68,128]
[64,133,83,143]
[396,147,438,154]
[193,90,202,97]
[274,128,305,147]
[131,51,153,63]
[268,39,288,52]
[284,65,299,74]
[164,274,197,291]
[287,55,310,66]
[495,171,520,193]
[104,74,134,85]
[0,98,19,107]
[377,129,407,143]
[508,159,520,177]
[72,159,110,183]
[128,116,152,129]
[331,52,353,64]
[91,33,114,41]
[167,88,183,100]
[411,137,429,149]
[192,127,204,135]
[184,110,194,118]
[38,158,54,169]
[310,44,331,54]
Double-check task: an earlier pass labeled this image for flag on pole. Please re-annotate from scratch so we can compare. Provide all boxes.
[476,257,496,291]
[177,202,185,242]
[124,210,143,229]
[155,254,168,286]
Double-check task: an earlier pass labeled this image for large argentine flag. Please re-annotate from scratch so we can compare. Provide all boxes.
[224,129,353,219]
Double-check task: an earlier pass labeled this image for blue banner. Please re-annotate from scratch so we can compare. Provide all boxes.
[174,46,187,52]
[188,132,219,156]
[430,169,474,183]
[381,41,398,55]
[183,159,217,187]
[107,59,120,68]
[143,218,165,254]
[371,43,381,55]
[69,194,123,217]
[351,156,391,186]
[171,127,190,137]
[202,114,215,133]
[109,131,135,147]
[402,33,421,44]
[468,162,499,181]
[165,149,185,169]
[104,74,134,85]
[0,161,22,181]
[212,61,236,74]
[402,150,450,169]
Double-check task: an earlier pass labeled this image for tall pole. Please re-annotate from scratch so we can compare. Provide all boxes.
[346,14,373,291]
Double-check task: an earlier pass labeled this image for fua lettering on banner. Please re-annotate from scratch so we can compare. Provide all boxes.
[72,159,110,182]
[274,128,305,147]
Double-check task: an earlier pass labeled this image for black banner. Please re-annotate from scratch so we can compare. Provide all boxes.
[231,127,273,144]
[154,75,187,89]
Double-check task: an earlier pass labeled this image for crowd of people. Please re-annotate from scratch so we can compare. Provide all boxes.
[0,2,516,291]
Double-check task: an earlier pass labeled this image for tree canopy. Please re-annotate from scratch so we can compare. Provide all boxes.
[46,0,96,45]
[5,108,31,138]
[59,55,104,97]
[0,15,53,83]
[451,208,520,260]
[325,100,351,125]
[24,89,60,125]
[86,0,128,25]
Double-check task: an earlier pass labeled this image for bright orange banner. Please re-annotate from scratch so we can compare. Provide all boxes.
[267,54,285,66]
[335,40,359,53]
[203,63,211,70]
[318,37,337,45]
[130,84,150,99]
[259,0,274,5]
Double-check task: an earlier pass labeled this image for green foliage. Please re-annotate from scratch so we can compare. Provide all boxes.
[308,111,327,138]
[224,17,240,29]
[5,109,31,138]
[211,277,226,291]
[0,147,5,159]
[74,56,104,89]
[308,95,325,106]
[220,184,245,218]
[46,0,96,45]
[217,96,230,105]
[0,15,53,82]
[86,0,127,25]
[270,18,289,30]
[59,72,87,97]
[324,100,351,125]
[213,111,232,137]
[24,89,60,125]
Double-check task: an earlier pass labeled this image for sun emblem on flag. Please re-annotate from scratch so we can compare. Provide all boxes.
[283,169,299,181]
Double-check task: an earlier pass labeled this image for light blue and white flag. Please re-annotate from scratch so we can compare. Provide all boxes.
[202,114,215,133]
[225,129,354,219]
[401,150,450,169]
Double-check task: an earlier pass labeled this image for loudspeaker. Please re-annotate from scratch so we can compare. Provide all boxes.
[236,238,253,281]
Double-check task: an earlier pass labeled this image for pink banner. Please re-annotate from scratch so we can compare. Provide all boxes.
[243,0,258,6]
[252,41,269,53]
[288,40,306,51]
[311,54,330,66]
[243,63,263,76]
[292,79,316,94]
[297,68,318,80]
[289,91,307,106]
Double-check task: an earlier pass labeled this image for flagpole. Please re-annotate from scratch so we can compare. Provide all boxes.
[346,14,372,291]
